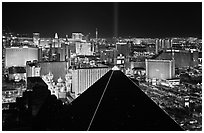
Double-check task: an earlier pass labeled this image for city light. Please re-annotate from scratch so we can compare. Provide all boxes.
[2,2,202,131]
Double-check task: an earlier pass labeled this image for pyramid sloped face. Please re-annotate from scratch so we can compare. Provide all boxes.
[66,70,113,130]
[66,70,183,131]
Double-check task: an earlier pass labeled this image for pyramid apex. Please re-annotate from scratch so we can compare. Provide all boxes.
[112,65,120,71]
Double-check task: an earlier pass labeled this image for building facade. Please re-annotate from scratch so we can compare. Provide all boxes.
[156,50,199,68]
[33,33,40,46]
[5,46,38,68]
[100,49,117,64]
[146,59,175,81]
[72,67,111,98]
[39,61,69,82]
[116,42,131,57]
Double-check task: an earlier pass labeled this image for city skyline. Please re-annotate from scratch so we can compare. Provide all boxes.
[2,2,202,130]
[2,2,202,38]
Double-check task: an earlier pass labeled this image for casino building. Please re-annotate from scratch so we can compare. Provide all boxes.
[145,59,175,82]
[5,46,38,81]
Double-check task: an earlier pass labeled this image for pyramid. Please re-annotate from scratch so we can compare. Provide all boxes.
[112,65,120,71]
[65,70,183,131]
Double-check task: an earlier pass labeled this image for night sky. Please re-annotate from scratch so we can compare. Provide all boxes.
[2,2,202,38]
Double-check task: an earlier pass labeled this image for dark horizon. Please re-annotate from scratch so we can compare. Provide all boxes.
[2,2,202,38]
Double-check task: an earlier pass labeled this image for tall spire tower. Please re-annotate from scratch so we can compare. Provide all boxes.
[96,28,98,42]
[172,49,175,60]
[171,39,174,61]
[55,33,58,39]
[95,28,98,53]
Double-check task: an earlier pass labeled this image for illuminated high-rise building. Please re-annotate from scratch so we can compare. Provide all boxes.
[116,42,131,57]
[192,51,199,67]
[155,39,159,54]
[53,33,60,48]
[146,59,175,81]
[72,33,83,40]
[5,46,38,68]
[72,67,110,98]
[76,42,93,55]
[29,61,69,82]
[69,33,93,56]
[161,39,165,49]
[100,49,117,64]
[156,50,198,68]
[33,33,40,46]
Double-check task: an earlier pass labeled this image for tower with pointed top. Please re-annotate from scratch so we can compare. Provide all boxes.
[53,33,59,47]
[171,39,175,61]
[95,28,99,53]
[55,33,58,39]
[96,28,98,42]
[171,44,175,78]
